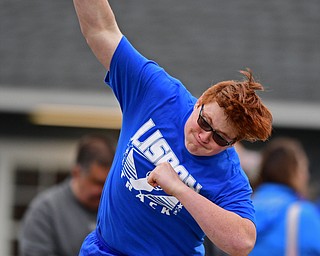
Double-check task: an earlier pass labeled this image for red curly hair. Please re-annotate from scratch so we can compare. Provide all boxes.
[197,69,273,142]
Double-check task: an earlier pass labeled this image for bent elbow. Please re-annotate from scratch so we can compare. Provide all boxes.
[228,234,256,256]
[241,236,255,255]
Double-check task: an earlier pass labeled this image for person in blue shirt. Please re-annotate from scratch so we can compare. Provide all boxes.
[72,0,273,255]
[250,137,320,256]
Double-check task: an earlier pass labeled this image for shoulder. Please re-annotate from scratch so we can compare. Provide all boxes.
[215,147,244,179]
[110,36,152,72]
[202,148,254,214]
[295,201,320,245]
[111,36,185,91]
[28,179,70,212]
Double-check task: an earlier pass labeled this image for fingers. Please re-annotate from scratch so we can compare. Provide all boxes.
[147,163,178,194]
[147,172,158,187]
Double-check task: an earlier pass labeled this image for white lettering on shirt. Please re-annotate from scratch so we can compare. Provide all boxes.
[131,118,202,193]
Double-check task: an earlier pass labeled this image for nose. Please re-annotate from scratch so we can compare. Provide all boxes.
[199,130,212,143]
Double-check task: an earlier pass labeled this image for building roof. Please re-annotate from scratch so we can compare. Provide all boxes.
[1,0,320,128]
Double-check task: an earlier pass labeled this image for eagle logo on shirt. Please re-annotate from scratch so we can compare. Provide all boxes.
[120,119,202,216]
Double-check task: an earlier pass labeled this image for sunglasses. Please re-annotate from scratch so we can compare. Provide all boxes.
[197,104,235,147]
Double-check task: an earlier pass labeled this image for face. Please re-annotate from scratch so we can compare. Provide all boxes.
[74,162,109,211]
[184,101,237,156]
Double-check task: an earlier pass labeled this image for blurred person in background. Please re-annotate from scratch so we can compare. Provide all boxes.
[19,134,115,256]
[234,142,262,189]
[249,137,320,256]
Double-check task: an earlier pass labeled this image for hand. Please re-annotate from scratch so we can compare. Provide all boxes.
[147,162,187,196]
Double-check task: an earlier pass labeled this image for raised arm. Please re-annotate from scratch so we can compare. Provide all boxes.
[73,0,123,70]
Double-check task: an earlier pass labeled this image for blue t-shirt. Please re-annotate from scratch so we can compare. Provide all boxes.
[96,36,255,255]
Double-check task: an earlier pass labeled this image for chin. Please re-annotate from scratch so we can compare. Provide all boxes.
[185,141,205,156]
[187,148,201,156]
[186,142,224,157]
[185,140,196,154]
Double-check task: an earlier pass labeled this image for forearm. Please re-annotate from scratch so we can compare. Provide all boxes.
[174,185,256,256]
[148,162,256,255]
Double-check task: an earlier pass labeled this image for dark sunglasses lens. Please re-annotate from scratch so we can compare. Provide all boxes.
[198,116,212,131]
[213,133,228,147]
[198,111,232,147]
